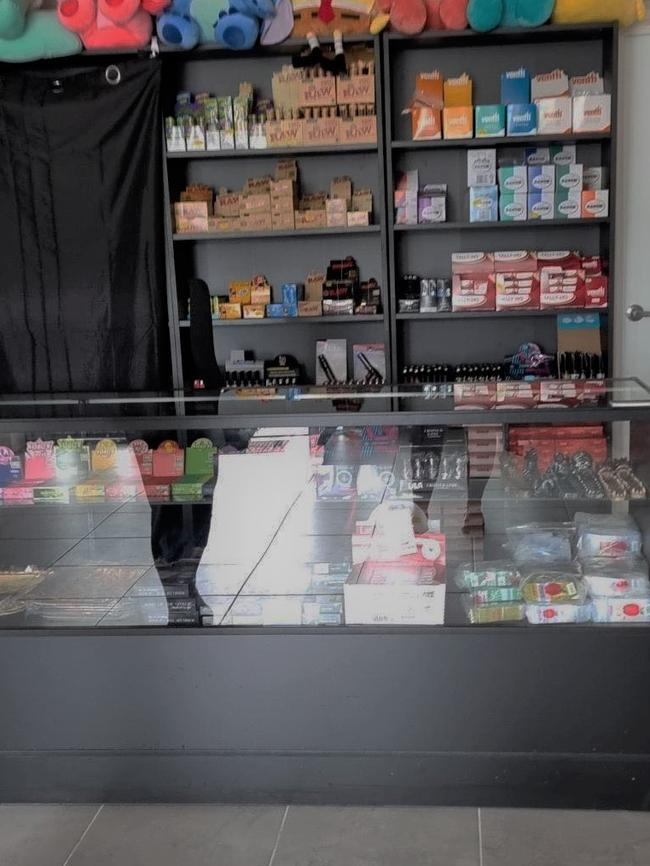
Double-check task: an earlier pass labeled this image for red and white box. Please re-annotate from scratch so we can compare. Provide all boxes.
[451,251,495,274]
[537,250,582,270]
[493,250,538,273]
[452,273,496,311]
[539,268,586,308]
[585,275,608,308]
[496,271,540,310]
[454,382,497,409]
[496,380,540,409]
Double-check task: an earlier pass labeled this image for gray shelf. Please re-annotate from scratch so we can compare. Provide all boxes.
[179,315,384,327]
[167,144,378,160]
[392,133,611,151]
[397,311,572,321]
[173,226,382,241]
[394,219,609,232]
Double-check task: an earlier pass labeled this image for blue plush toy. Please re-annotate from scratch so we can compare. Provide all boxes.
[156,0,201,48]
[467,0,555,31]
[214,0,275,49]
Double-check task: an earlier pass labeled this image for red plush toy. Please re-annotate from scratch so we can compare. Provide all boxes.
[58,0,169,48]
[371,0,467,34]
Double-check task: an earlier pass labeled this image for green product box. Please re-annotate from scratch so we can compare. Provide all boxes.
[498,165,527,193]
[475,104,506,138]
[171,475,215,501]
[499,193,527,221]
[185,437,216,475]
[554,189,581,220]
[34,485,70,503]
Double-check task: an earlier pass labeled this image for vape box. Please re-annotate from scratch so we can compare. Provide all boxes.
[498,165,527,192]
[536,96,572,134]
[443,106,473,139]
[573,94,611,132]
[467,149,496,186]
[556,163,583,190]
[507,103,537,136]
[152,442,184,477]
[172,475,215,501]
[570,71,604,95]
[582,189,609,218]
[583,166,608,190]
[550,144,576,165]
[411,107,442,140]
[282,283,303,305]
[495,272,540,310]
[499,193,527,221]
[555,189,582,219]
[452,273,496,311]
[475,105,506,137]
[585,275,608,308]
[444,73,472,106]
[469,185,498,222]
[531,69,569,101]
[501,68,530,105]
[527,191,554,220]
[528,164,555,192]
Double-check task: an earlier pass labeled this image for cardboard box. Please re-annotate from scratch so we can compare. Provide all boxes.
[352,188,373,213]
[528,192,554,220]
[496,272,540,310]
[306,272,325,301]
[528,164,555,192]
[451,252,494,274]
[229,282,251,305]
[215,192,241,218]
[583,166,608,190]
[251,285,272,305]
[244,175,272,194]
[339,115,378,145]
[556,163,583,190]
[174,201,209,233]
[499,193,527,221]
[467,149,496,187]
[498,165,527,192]
[536,96,572,134]
[469,186,498,222]
[443,106,473,139]
[555,189,582,219]
[501,68,530,104]
[539,268,586,308]
[444,74,472,107]
[265,120,284,148]
[507,103,537,135]
[281,118,303,147]
[275,159,298,181]
[303,116,339,147]
[300,75,337,107]
[337,73,375,105]
[585,275,608,308]
[295,209,327,229]
[298,301,322,317]
[475,104,506,137]
[240,212,273,231]
[217,302,242,319]
[344,562,445,626]
[271,210,295,230]
[531,69,569,101]
[175,215,209,233]
[573,94,611,132]
[496,380,540,409]
[454,382,497,409]
[411,107,442,140]
[270,178,297,199]
[241,193,271,214]
[326,197,347,215]
[494,250,537,272]
[537,250,581,270]
[243,304,266,318]
[299,191,328,210]
[452,273,496,311]
[330,176,353,206]
[347,211,370,226]
[582,189,609,218]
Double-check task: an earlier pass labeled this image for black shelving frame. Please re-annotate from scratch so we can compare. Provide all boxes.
[383,23,618,384]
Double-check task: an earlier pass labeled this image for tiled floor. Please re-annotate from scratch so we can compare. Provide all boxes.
[0,804,649,866]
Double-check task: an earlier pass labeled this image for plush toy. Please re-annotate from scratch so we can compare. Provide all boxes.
[213,0,277,48]
[57,0,169,48]
[553,0,646,26]
[156,0,200,46]
[370,0,467,35]
[291,0,374,36]
[0,0,81,61]
[467,0,554,31]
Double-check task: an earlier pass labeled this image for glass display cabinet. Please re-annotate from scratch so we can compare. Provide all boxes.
[2,382,650,806]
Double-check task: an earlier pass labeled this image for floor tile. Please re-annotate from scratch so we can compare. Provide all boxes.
[55,538,154,567]
[482,808,650,866]
[67,804,285,866]
[273,806,479,866]
[0,804,98,866]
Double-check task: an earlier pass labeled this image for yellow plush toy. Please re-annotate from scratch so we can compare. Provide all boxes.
[553,0,647,26]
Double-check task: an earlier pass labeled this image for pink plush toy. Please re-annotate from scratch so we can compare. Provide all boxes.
[425,0,468,29]
[58,0,169,48]
[371,0,467,34]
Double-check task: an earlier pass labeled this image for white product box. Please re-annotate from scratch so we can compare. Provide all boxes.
[556,163,583,190]
[528,192,555,220]
[536,96,572,135]
[498,165,527,192]
[344,564,445,625]
[573,95,611,133]
[582,189,609,219]
[531,69,569,101]
[583,166,608,190]
[528,164,555,192]
[467,149,497,187]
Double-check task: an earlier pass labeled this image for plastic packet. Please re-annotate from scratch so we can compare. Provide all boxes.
[506,523,574,564]
[455,560,520,590]
[575,512,642,559]
[525,602,592,625]
[520,565,585,603]
[581,556,650,598]
[592,596,650,623]
[471,586,522,604]
[463,596,525,624]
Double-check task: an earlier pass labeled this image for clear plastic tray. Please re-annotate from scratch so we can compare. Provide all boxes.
[455,560,521,590]
[506,523,574,565]
[525,602,592,625]
[520,566,585,604]
[463,596,525,624]
[591,596,650,623]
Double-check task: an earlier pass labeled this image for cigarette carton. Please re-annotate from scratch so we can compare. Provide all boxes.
[581,189,609,218]
[475,104,506,137]
[583,166,608,190]
[499,193,527,221]
[531,69,569,101]
[469,185,498,222]
[536,96,572,134]
[573,95,611,133]
[496,272,540,310]
[507,103,537,136]
[443,106,473,139]
[550,144,576,165]
[498,165,527,192]
[555,189,582,219]
[556,163,583,190]
[452,273,496,311]
[501,68,530,105]
[467,149,496,186]
[527,192,554,220]
[528,164,555,192]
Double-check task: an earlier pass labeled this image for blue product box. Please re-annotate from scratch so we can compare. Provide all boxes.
[281,283,303,305]
[501,69,531,105]
[283,303,298,317]
[527,164,555,192]
[469,185,499,223]
[507,103,537,136]
[527,192,554,221]
[266,303,285,318]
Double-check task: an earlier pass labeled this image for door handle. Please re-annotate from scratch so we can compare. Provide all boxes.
[627,304,650,322]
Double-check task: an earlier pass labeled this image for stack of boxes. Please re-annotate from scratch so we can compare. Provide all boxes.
[409,71,474,141]
[174,160,374,234]
[394,170,447,225]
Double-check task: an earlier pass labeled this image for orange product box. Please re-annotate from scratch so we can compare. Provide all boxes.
[240,212,273,231]
[452,273,496,311]
[337,74,375,105]
[217,302,242,319]
[303,116,339,147]
[581,190,609,219]
[272,210,296,230]
[300,75,337,107]
[229,282,251,305]
[443,106,473,139]
[411,107,442,140]
[338,115,377,145]
[444,74,472,107]
[243,304,266,318]
[414,71,444,110]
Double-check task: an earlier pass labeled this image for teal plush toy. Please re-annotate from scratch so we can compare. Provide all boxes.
[0,0,81,62]
[467,0,555,31]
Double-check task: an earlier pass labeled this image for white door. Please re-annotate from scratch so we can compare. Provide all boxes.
[615,22,650,382]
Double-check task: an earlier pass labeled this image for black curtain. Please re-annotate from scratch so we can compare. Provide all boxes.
[0,59,170,393]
